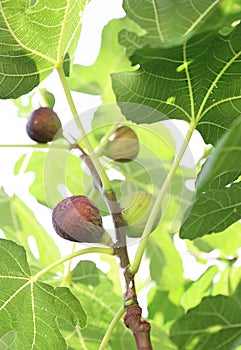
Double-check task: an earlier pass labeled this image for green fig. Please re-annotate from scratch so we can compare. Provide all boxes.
[121,191,161,238]
[103,125,139,162]
[38,88,55,108]
[26,107,62,143]
[52,195,113,246]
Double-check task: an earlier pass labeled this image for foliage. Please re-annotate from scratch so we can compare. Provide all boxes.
[1,0,241,349]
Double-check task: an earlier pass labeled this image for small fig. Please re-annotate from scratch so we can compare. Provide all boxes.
[121,191,161,238]
[103,125,139,162]
[52,195,113,246]
[38,88,55,108]
[26,107,62,143]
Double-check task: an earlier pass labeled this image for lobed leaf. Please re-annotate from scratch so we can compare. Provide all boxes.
[180,117,241,239]
[0,0,88,99]
[180,182,241,239]
[170,284,241,349]
[0,239,86,350]
[112,24,241,145]
[123,0,241,47]
[197,117,241,191]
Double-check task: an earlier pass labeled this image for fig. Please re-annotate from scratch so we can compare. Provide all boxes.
[121,191,161,238]
[103,125,139,162]
[52,195,113,246]
[26,107,62,143]
[38,88,55,108]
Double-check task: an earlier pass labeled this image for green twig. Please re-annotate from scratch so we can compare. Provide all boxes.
[99,306,125,350]
[32,247,114,281]
[57,65,112,192]
[130,122,196,274]
[62,242,77,286]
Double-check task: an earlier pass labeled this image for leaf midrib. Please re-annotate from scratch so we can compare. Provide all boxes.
[184,0,220,37]
[196,49,241,123]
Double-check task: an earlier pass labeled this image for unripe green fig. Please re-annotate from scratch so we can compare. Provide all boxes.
[52,195,113,246]
[38,88,55,108]
[26,107,62,143]
[103,125,139,162]
[121,191,161,238]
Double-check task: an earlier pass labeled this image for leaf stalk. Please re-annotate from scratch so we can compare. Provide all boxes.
[130,121,196,275]
[99,306,125,350]
[32,247,114,281]
[56,65,112,192]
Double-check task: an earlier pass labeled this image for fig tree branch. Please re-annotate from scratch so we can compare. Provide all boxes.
[78,145,153,350]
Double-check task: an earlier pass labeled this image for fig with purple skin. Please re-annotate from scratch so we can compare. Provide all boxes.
[26,107,62,143]
[52,195,113,246]
[103,125,139,162]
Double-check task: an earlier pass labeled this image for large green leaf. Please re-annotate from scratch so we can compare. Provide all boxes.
[0,0,88,99]
[180,182,241,239]
[0,188,62,272]
[197,117,241,191]
[123,0,241,47]
[180,117,241,239]
[170,283,241,349]
[0,239,86,350]
[112,24,241,145]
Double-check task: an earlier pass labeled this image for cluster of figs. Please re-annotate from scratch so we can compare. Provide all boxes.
[26,106,161,245]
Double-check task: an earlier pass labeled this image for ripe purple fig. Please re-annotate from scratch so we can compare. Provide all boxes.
[52,195,113,246]
[26,107,62,143]
[103,125,139,162]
